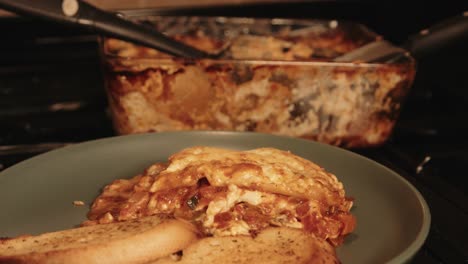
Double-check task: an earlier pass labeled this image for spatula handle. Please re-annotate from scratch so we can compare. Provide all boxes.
[404,12,468,58]
[0,0,211,58]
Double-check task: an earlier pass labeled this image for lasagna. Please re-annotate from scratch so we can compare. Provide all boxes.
[102,17,415,148]
[84,147,355,246]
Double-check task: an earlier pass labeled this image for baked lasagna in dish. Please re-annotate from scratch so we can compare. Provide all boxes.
[101,17,415,148]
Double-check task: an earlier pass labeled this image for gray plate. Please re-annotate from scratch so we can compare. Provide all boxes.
[0,131,430,264]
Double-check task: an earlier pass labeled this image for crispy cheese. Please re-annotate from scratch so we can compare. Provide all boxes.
[150,147,347,209]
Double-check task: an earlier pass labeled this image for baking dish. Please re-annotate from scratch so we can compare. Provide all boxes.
[99,16,415,148]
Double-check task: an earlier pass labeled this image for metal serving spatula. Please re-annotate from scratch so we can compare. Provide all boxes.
[0,0,213,58]
[335,11,468,63]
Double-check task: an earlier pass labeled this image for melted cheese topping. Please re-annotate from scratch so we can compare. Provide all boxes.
[150,147,346,210]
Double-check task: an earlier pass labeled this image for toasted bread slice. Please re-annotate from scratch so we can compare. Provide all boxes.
[153,227,339,264]
[0,215,198,264]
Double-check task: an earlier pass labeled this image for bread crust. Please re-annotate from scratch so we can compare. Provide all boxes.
[0,216,198,264]
[152,227,339,264]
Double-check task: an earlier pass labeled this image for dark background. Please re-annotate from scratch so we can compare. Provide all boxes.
[0,1,467,263]
[1,1,467,145]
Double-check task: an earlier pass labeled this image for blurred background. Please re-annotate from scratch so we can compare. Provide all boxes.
[1,1,467,145]
[0,1,467,263]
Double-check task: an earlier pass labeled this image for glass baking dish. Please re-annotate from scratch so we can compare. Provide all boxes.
[99,15,415,148]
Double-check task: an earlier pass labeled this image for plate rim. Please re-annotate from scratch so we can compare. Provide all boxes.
[0,131,431,263]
